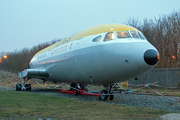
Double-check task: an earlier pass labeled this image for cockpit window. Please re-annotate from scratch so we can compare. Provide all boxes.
[92,35,102,42]
[130,31,140,38]
[116,31,131,38]
[138,32,146,40]
[104,32,115,41]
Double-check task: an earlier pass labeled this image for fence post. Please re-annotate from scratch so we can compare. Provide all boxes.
[166,68,168,87]
[148,71,149,83]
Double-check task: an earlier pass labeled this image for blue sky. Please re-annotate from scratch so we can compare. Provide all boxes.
[0,0,180,53]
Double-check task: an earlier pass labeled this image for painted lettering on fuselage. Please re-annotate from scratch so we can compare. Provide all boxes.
[56,35,75,47]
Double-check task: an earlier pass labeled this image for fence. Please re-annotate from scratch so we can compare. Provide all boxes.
[128,68,180,87]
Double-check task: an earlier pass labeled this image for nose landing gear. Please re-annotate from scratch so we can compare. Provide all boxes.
[15,77,31,91]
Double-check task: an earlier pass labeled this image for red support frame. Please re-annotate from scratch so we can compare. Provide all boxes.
[60,89,101,97]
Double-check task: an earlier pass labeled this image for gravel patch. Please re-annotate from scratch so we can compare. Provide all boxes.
[159,113,180,120]
[113,94,180,112]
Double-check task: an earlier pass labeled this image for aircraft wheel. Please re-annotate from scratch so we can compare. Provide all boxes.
[109,91,114,100]
[26,84,31,91]
[15,84,21,91]
[100,90,108,101]
[70,83,76,91]
[28,84,31,91]
[25,84,28,90]
[110,95,114,100]
[15,84,18,91]
[18,84,22,91]
[29,84,31,91]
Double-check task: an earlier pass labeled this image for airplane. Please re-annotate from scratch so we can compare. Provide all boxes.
[17,23,159,100]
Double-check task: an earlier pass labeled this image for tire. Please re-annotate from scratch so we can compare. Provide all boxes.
[109,91,114,100]
[69,83,76,91]
[100,90,108,101]
[15,84,18,91]
[18,84,22,91]
[110,95,114,100]
[15,84,21,91]
[25,84,28,90]
[26,84,31,91]
[28,84,31,91]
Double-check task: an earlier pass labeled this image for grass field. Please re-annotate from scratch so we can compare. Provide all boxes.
[0,91,171,120]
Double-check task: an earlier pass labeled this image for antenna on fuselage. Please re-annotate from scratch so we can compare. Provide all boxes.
[134,77,138,80]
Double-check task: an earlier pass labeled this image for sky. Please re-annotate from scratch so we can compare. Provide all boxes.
[0,0,180,53]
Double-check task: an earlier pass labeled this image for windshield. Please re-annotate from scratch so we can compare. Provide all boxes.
[137,32,146,39]
[116,31,131,38]
[130,31,147,40]
[130,31,140,38]
[104,32,115,41]
[104,31,147,42]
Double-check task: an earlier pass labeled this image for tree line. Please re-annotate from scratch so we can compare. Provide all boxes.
[0,39,60,73]
[0,11,180,73]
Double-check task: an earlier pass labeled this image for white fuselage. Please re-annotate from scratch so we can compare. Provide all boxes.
[29,32,158,85]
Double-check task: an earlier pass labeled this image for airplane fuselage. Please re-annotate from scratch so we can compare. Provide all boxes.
[27,24,159,85]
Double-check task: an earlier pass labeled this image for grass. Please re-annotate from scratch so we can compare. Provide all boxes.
[0,91,171,120]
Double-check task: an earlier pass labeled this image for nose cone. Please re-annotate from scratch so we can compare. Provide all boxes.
[144,49,159,65]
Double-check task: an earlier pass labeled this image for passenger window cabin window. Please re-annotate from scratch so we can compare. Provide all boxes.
[116,31,130,38]
[104,32,115,41]
[92,35,102,42]
[130,31,140,38]
[70,43,73,49]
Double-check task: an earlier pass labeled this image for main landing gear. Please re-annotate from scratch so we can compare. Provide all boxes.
[100,84,114,101]
[15,77,31,91]
[60,83,114,101]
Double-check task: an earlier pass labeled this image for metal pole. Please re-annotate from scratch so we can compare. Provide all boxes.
[166,68,168,87]
[22,77,26,90]
[148,71,149,84]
